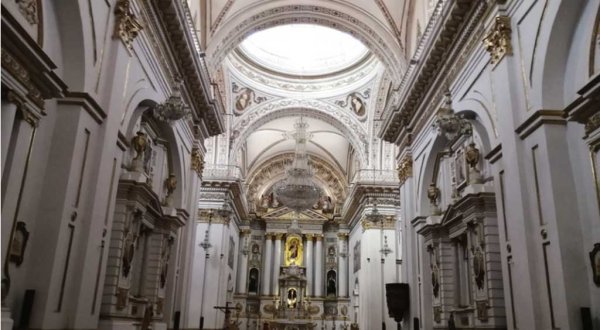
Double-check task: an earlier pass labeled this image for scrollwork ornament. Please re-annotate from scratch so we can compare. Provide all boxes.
[113,0,143,51]
[585,112,600,137]
[191,147,205,177]
[15,0,38,25]
[433,92,472,140]
[396,156,413,185]
[483,15,513,65]
[427,183,441,215]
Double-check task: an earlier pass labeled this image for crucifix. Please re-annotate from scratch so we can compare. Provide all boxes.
[214,302,240,329]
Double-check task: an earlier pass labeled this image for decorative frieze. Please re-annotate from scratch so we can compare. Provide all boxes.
[483,15,513,65]
[360,216,395,231]
[396,156,413,186]
[113,0,143,51]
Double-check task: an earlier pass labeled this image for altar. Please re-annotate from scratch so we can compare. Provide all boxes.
[263,233,319,329]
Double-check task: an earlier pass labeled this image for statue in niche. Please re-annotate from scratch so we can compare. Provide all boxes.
[248,268,259,294]
[287,288,297,308]
[322,196,333,214]
[326,270,337,297]
[260,194,271,209]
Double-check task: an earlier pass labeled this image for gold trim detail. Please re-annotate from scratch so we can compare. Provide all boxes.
[113,0,143,51]
[397,156,413,186]
[191,147,205,178]
[361,216,395,231]
[337,233,349,240]
[483,15,513,65]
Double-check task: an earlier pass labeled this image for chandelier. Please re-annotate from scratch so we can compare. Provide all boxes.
[274,118,321,212]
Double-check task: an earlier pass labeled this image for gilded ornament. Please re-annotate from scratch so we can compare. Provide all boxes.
[113,0,143,51]
[396,156,413,185]
[131,131,147,161]
[285,235,303,266]
[191,147,205,177]
[483,15,513,65]
[163,173,177,206]
[465,143,480,169]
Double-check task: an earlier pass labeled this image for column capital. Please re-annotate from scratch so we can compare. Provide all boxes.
[265,232,274,239]
[274,233,285,240]
[304,233,314,240]
[239,229,251,235]
[315,234,323,241]
[337,233,349,240]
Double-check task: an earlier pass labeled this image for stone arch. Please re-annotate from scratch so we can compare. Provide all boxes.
[50,1,90,89]
[246,152,347,211]
[230,99,369,166]
[536,0,593,108]
[123,101,186,209]
[417,109,495,215]
[206,3,406,83]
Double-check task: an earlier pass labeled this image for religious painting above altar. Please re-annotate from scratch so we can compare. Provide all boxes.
[285,234,304,266]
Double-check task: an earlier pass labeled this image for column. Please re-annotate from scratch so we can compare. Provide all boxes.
[314,234,324,297]
[338,233,348,297]
[261,233,273,296]
[236,230,250,294]
[272,234,284,295]
[304,234,314,296]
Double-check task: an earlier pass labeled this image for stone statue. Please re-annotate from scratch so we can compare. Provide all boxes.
[465,142,483,184]
[163,173,177,206]
[131,131,147,171]
[427,183,441,215]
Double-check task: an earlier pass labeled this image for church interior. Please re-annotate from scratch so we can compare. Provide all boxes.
[1,0,600,329]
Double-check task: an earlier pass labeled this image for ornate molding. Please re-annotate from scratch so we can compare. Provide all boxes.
[15,0,38,25]
[1,49,44,110]
[113,0,143,51]
[379,0,486,145]
[191,147,205,177]
[360,216,395,231]
[585,112,600,136]
[396,155,413,186]
[483,15,513,65]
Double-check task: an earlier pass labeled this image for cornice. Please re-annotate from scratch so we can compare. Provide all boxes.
[379,0,485,145]
[150,0,224,136]
[1,6,67,120]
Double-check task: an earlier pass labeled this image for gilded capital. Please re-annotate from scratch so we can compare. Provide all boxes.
[304,233,314,241]
[275,233,285,240]
[265,232,274,240]
[483,15,513,65]
[397,156,413,186]
[315,234,323,241]
[337,233,349,240]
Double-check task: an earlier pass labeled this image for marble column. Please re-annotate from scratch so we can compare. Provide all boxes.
[272,233,284,295]
[236,230,250,294]
[261,233,273,296]
[338,233,349,297]
[304,234,314,296]
[314,234,324,297]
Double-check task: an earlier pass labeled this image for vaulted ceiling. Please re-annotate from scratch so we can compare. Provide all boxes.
[199,0,411,205]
